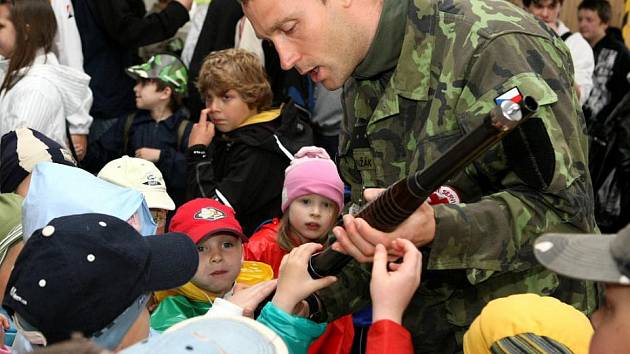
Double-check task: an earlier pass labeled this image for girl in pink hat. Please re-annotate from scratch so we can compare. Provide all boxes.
[245,146,344,275]
[244,146,354,354]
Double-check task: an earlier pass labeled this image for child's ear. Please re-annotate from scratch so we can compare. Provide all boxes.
[160,86,173,101]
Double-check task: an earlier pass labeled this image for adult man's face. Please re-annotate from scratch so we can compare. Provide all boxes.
[527,0,561,29]
[589,284,630,353]
[243,0,365,90]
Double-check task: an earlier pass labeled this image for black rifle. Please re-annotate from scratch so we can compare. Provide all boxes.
[253,97,539,319]
[307,96,539,278]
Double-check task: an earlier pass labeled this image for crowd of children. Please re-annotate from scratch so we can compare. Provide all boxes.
[1,0,630,353]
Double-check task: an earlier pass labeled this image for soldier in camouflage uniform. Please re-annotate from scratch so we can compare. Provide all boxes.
[242,0,598,352]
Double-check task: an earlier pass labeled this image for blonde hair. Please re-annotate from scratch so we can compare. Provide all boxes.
[196,48,272,111]
[277,204,340,252]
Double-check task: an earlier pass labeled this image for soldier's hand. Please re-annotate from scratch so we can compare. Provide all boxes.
[370,239,422,324]
[331,188,436,263]
[188,108,215,148]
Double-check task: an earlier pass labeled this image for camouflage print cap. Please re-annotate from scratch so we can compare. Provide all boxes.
[534,223,630,285]
[126,54,188,96]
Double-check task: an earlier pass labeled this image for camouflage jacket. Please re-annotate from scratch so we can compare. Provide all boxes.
[316,0,598,352]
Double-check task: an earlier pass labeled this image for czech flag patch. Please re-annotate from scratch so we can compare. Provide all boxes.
[494,87,523,105]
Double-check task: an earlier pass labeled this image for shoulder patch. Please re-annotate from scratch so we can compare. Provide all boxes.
[495,87,522,105]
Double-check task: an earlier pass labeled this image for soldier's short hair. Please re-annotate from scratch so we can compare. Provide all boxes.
[197,48,273,112]
[578,0,612,24]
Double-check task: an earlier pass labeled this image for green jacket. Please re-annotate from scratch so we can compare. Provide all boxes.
[150,295,211,332]
[317,0,597,352]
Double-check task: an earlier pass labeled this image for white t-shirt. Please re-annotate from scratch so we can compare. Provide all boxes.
[557,21,595,105]
[50,0,84,71]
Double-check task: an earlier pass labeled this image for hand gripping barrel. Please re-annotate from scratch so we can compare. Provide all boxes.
[307,97,539,279]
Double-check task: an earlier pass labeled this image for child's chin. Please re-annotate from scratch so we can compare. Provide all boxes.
[193,279,231,294]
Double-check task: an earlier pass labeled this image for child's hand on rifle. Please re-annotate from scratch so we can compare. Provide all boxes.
[272,243,337,315]
[230,280,278,318]
[331,188,435,263]
[370,238,422,324]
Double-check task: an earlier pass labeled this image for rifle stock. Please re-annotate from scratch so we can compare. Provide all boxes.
[307,97,539,279]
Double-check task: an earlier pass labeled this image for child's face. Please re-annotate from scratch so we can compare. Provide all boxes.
[0,4,16,59]
[192,233,243,296]
[288,194,336,243]
[150,208,168,235]
[205,89,258,133]
[527,0,560,28]
[589,284,630,353]
[134,80,169,111]
[578,9,607,43]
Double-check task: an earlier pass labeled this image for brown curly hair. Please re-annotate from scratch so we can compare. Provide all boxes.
[196,48,273,112]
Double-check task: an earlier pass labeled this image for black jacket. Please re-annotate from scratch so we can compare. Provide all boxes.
[187,117,291,236]
[83,109,192,207]
[73,0,189,119]
[589,89,630,232]
[186,104,313,236]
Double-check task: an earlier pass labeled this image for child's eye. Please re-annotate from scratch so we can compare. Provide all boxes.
[223,242,234,249]
[197,246,207,252]
[222,95,232,102]
[301,198,311,205]
[323,201,332,208]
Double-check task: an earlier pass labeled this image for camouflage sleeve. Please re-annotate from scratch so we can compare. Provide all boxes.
[428,32,597,280]
[315,257,373,322]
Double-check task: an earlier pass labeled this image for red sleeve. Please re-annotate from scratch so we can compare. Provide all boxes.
[243,219,285,276]
[366,320,413,354]
[308,315,354,354]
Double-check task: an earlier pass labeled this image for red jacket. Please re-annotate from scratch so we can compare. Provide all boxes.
[245,219,354,354]
[244,218,286,275]
[367,320,413,354]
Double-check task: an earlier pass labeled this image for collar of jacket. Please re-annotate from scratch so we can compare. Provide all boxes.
[353,0,435,102]
[153,260,274,303]
[134,108,187,130]
[32,49,57,66]
[237,108,281,129]
[352,0,407,80]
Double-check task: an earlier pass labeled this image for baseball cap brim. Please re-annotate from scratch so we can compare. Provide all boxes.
[125,66,150,81]
[208,228,248,243]
[534,233,624,284]
[143,189,175,211]
[185,224,248,244]
[119,315,288,354]
[143,232,199,290]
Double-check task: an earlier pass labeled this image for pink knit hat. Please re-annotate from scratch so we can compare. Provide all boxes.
[281,146,344,213]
